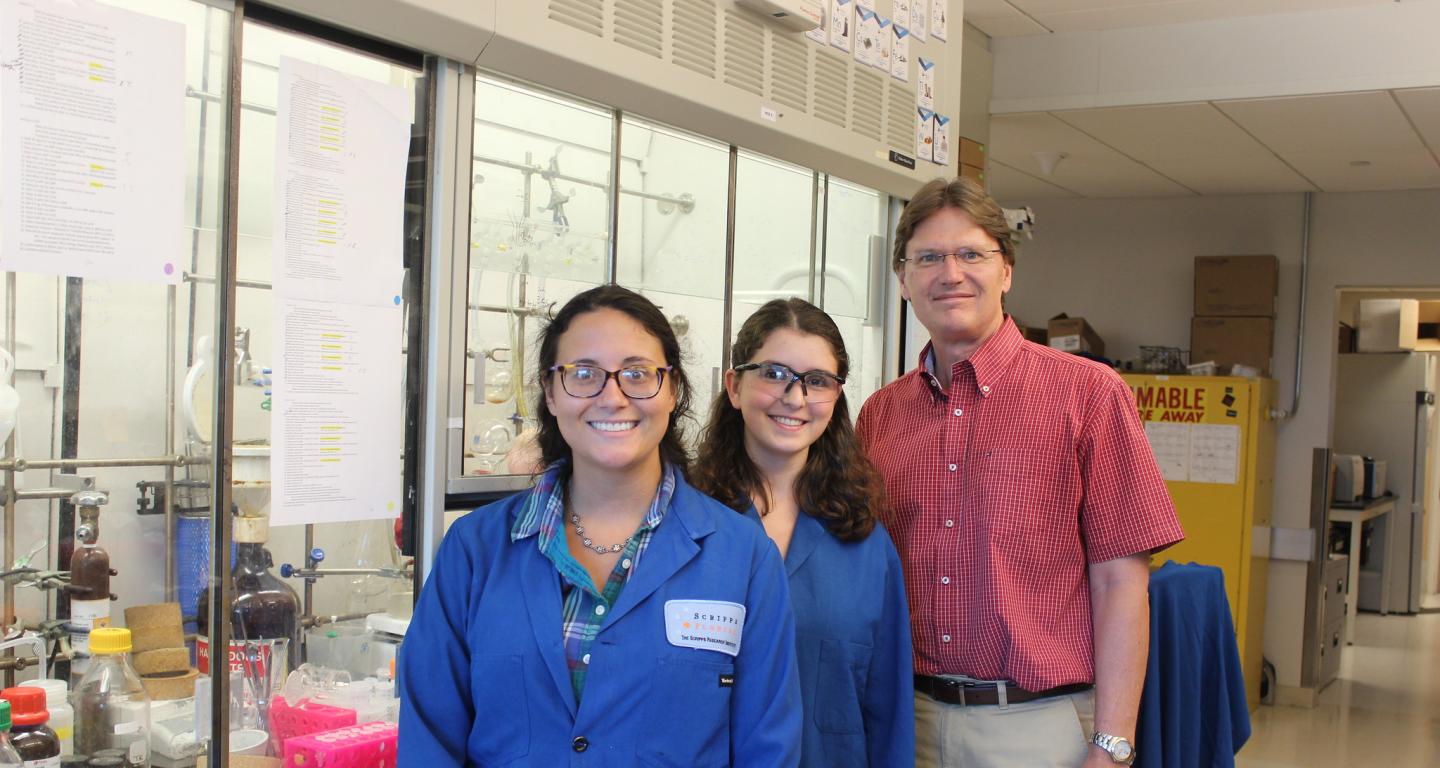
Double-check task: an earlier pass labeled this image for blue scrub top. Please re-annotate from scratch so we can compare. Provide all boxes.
[399,473,802,768]
[744,506,915,768]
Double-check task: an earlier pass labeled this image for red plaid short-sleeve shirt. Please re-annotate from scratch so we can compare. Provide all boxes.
[856,318,1183,691]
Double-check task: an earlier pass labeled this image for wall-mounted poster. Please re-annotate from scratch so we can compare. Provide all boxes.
[911,0,928,41]
[830,0,853,53]
[855,6,879,68]
[917,57,936,110]
[932,0,949,41]
[916,107,935,162]
[891,24,911,81]
[933,113,951,165]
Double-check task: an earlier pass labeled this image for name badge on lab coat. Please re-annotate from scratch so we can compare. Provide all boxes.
[665,600,746,657]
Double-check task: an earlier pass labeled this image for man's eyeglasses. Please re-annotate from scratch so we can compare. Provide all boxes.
[546,364,672,399]
[900,249,1003,270]
[733,362,845,404]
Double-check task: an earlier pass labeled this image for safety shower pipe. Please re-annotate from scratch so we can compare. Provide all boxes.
[1277,191,1313,420]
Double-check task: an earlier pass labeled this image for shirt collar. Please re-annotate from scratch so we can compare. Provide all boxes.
[918,315,1026,398]
[511,461,677,546]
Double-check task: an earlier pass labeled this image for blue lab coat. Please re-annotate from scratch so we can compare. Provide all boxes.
[743,507,915,768]
[1136,562,1250,767]
[398,474,802,767]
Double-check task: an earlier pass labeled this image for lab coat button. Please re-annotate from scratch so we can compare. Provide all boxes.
[573,736,589,752]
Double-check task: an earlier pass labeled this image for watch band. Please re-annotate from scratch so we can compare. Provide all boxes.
[1090,732,1136,765]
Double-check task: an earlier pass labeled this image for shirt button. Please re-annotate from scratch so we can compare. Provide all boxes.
[621,558,632,570]
[582,653,591,664]
[594,605,606,616]
[948,463,957,472]
[941,576,951,585]
[941,634,952,643]
[573,736,589,753]
[953,408,963,416]
[945,519,955,528]
[981,385,991,394]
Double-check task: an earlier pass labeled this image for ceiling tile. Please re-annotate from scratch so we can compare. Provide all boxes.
[1394,87,1440,156]
[1215,91,1427,156]
[1283,149,1440,191]
[963,0,1020,20]
[1053,102,1315,193]
[1006,0,1392,36]
[986,161,1080,203]
[1144,157,1317,195]
[989,112,1195,197]
[967,14,1051,37]
[1058,102,1263,160]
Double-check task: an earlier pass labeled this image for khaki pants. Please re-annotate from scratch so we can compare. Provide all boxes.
[914,687,1095,768]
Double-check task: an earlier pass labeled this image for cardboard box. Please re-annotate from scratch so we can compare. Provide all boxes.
[1194,255,1278,317]
[1357,298,1417,352]
[1190,316,1274,376]
[1015,323,1047,345]
[959,137,986,168]
[960,163,985,186]
[1357,298,1440,352]
[1048,315,1105,356]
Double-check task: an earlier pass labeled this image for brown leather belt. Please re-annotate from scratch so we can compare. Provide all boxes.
[914,674,1092,707]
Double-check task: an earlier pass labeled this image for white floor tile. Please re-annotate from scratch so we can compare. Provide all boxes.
[1236,612,1440,768]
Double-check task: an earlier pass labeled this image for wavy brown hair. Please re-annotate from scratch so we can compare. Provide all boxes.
[893,176,1016,270]
[534,285,692,477]
[693,298,884,542]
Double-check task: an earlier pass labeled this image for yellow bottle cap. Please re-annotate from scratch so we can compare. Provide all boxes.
[87,627,133,655]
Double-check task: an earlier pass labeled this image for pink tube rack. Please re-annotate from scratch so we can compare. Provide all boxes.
[283,721,398,768]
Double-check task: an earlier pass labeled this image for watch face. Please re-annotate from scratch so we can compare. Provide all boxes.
[1113,742,1134,761]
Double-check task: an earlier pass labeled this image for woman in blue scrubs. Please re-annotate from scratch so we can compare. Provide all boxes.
[694,298,914,768]
[399,285,801,767]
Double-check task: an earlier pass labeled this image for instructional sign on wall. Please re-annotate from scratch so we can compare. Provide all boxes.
[891,24,911,81]
[270,57,411,526]
[829,0,853,53]
[1130,378,1246,485]
[917,57,936,110]
[0,0,184,283]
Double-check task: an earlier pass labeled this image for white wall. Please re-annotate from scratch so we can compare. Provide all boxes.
[998,188,1440,688]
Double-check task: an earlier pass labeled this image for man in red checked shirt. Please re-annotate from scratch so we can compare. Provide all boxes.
[856,177,1183,768]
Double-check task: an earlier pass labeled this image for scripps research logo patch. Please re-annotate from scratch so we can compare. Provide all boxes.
[664,599,746,657]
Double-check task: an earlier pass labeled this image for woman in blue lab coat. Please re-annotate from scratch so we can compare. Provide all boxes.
[399,285,801,767]
[694,298,914,768]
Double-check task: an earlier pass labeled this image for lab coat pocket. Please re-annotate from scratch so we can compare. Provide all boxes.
[470,653,530,764]
[636,655,734,768]
[814,638,870,735]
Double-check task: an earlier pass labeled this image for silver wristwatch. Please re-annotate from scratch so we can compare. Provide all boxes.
[1091,732,1135,765]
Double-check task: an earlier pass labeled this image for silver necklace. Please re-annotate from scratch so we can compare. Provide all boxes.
[570,510,633,555]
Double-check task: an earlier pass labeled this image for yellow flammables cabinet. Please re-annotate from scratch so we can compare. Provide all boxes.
[1121,374,1277,711]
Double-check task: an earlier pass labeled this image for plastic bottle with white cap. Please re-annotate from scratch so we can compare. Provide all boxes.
[27,684,69,757]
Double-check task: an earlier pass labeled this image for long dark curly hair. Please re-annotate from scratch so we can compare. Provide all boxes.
[693,298,884,542]
[534,285,692,477]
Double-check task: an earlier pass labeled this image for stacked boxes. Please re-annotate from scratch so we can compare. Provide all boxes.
[959,138,985,188]
[1190,255,1278,376]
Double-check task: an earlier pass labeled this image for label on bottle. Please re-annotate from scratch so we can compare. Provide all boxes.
[67,599,111,658]
[196,635,287,680]
[128,739,148,765]
[23,757,61,768]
